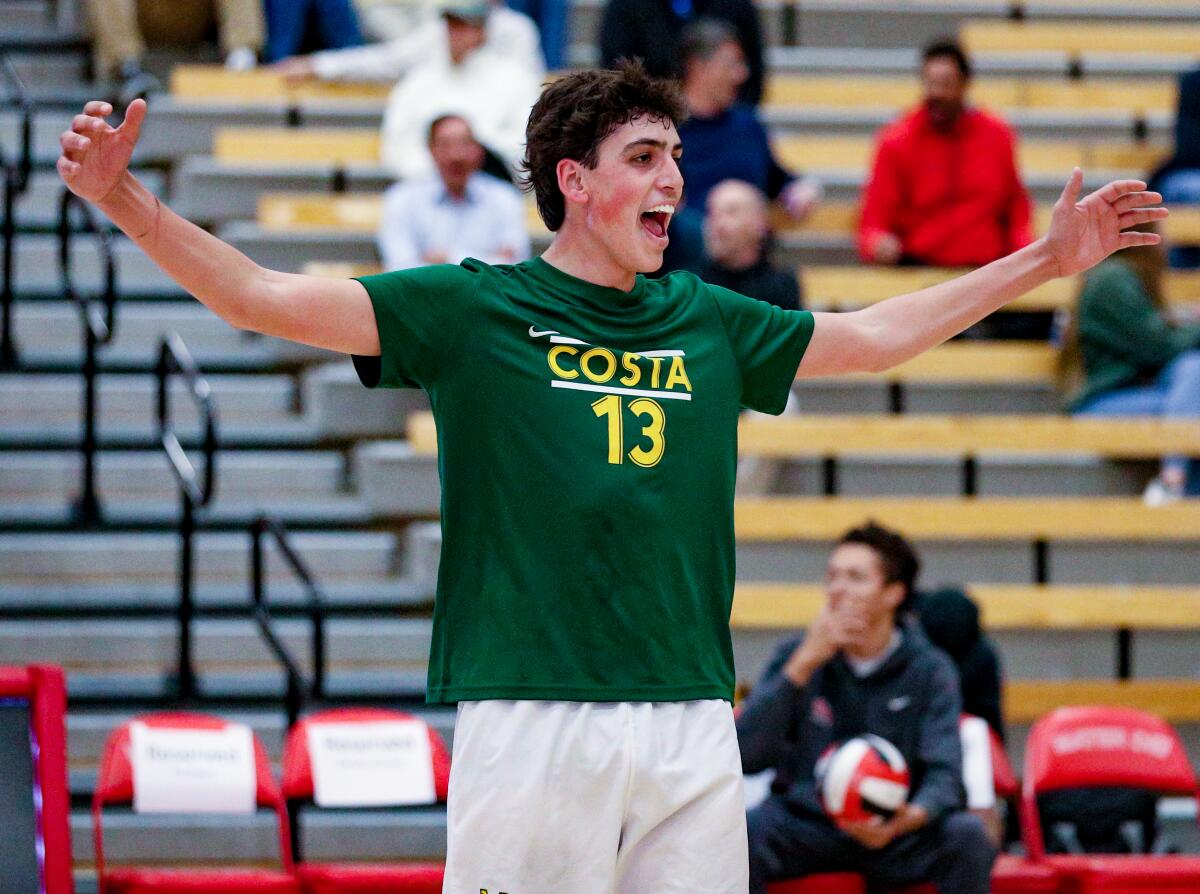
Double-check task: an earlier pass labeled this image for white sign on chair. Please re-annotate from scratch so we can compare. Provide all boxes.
[307,719,436,807]
[130,722,257,814]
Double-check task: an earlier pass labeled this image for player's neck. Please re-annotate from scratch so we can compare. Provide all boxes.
[542,227,638,292]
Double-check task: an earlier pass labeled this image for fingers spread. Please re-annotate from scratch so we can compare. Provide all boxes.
[118,98,147,141]
[1118,208,1170,228]
[1096,179,1149,204]
[1057,167,1084,206]
[1113,191,1163,213]
[1118,231,1162,248]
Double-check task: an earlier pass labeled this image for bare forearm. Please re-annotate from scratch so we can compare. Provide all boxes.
[96,172,270,330]
[857,239,1058,370]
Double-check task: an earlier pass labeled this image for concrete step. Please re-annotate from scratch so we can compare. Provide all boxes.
[0,372,301,433]
[12,234,190,295]
[9,300,336,369]
[0,530,402,586]
[14,169,167,232]
[303,361,429,440]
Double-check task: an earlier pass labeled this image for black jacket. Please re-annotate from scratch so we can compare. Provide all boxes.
[598,0,765,106]
[700,257,803,312]
[737,624,965,823]
[1150,67,1200,189]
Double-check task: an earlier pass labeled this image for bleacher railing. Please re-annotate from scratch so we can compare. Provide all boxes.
[60,189,118,526]
[0,53,33,371]
[249,515,327,728]
[156,333,218,700]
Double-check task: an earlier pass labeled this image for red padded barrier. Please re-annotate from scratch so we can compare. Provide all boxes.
[0,665,73,894]
[295,862,444,894]
[104,868,300,894]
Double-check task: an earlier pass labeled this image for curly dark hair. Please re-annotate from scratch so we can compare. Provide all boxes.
[519,60,687,232]
[839,521,921,610]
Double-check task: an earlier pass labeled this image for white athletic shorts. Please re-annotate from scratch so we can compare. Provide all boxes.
[442,699,749,894]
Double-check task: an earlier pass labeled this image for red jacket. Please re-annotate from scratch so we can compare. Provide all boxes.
[858,105,1033,267]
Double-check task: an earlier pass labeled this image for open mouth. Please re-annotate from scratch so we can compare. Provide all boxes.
[639,204,674,241]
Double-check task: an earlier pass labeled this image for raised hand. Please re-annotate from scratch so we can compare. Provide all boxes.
[1044,168,1169,278]
[57,99,147,205]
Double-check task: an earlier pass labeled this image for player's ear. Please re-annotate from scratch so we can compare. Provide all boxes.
[556,158,588,208]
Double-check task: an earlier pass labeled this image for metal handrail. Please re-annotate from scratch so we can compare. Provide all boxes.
[156,333,219,699]
[60,190,119,525]
[250,515,327,729]
[0,53,33,370]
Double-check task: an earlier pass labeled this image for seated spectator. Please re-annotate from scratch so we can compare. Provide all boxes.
[1058,235,1200,502]
[86,0,263,102]
[667,19,821,273]
[914,586,1003,741]
[701,179,802,311]
[378,114,530,270]
[262,0,364,64]
[1150,68,1200,268]
[273,0,543,85]
[858,39,1032,268]
[378,4,541,180]
[600,0,765,105]
[739,523,995,894]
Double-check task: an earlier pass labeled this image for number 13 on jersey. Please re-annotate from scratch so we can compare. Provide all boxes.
[591,395,666,467]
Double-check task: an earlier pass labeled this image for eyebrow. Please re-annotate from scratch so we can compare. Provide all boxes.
[622,138,684,154]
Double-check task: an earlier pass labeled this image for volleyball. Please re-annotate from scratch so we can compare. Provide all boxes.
[815,735,911,825]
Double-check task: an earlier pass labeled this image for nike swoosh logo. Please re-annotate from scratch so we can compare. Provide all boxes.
[888,696,911,712]
[529,326,558,338]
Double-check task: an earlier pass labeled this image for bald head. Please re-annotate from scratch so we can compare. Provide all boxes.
[704,179,770,269]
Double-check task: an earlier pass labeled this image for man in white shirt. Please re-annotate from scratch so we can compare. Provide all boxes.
[378,114,531,270]
[376,4,542,179]
[273,0,544,84]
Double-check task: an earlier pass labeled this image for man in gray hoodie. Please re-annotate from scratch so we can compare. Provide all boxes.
[738,522,996,894]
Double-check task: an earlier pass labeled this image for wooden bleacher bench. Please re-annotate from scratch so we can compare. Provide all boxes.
[213,127,381,166]
[171,64,391,104]
[258,192,551,236]
[408,412,1200,459]
[765,75,1176,116]
[733,496,1200,541]
[961,20,1200,57]
[735,415,1200,459]
[1005,680,1200,724]
[218,127,1166,178]
[730,583,1200,631]
[803,265,1200,312]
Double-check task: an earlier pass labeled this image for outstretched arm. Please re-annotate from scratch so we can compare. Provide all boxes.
[58,100,380,356]
[799,169,1167,378]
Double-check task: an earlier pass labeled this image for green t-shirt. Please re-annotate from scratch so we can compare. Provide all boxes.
[353,256,814,704]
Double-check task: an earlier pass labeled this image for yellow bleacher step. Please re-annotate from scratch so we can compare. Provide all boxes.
[1005,680,1200,725]
[213,127,381,165]
[171,64,391,104]
[730,583,1200,631]
[961,20,1200,56]
[765,75,1175,115]
[258,192,551,235]
[733,497,1200,541]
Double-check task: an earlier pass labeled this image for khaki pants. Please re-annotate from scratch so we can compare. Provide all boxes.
[87,0,264,77]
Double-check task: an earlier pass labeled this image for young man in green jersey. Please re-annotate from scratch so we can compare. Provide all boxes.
[60,62,1165,893]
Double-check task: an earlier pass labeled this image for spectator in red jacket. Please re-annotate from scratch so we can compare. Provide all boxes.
[858,40,1033,268]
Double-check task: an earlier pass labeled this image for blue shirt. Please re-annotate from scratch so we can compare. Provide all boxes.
[678,103,793,212]
[377,172,532,271]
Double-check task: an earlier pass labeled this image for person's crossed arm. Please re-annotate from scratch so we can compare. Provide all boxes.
[58,100,380,357]
[801,169,1166,378]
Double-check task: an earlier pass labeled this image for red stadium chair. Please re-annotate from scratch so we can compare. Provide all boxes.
[1020,706,1200,893]
[280,708,449,894]
[93,712,299,894]
[768,875,867,894]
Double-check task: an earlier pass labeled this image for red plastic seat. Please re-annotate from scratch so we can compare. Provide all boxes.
[768,874,867,894]
[1020,706,1200,893]
[294,863,444,894]
[93,712,299,894]
[281,708,450,893]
